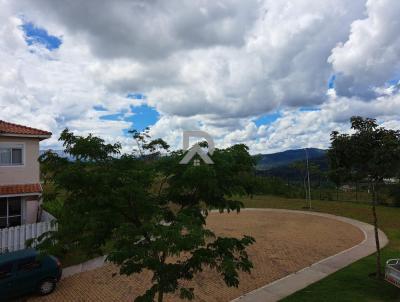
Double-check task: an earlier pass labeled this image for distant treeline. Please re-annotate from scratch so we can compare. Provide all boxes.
[252,174,400,206]
[253,156,400,206]
[256,155,329,183]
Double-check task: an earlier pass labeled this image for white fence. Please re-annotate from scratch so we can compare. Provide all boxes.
[0,221,57,253]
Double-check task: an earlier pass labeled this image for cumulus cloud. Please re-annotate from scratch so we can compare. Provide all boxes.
[0,0,399,153]
[16,0,367,119]
[0,3,136,148]
[329,0,400,99]
[17,0,260,60]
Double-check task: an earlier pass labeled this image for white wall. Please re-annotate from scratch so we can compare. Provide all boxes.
[25,197,39,224]
[0,137,41,185]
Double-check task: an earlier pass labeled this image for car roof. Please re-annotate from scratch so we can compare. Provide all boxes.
[0,248,38,264]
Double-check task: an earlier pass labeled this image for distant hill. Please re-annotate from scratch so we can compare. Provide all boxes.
[39,149,75,161]
[255,148,327,170]
[40,148,329,172]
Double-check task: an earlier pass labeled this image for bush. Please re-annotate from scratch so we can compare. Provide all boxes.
[253,176,305,199]
[388,184,400,207]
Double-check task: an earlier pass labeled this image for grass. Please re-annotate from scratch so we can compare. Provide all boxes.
[240,195,400,301]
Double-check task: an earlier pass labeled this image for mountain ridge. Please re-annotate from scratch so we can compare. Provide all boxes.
[255,148,327,170]
[40,147,328,169]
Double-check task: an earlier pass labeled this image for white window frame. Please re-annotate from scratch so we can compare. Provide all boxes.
[0,197,23,228]
[0,142,25,167]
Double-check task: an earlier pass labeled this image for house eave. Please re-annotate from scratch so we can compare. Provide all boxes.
[0,192,42,198]
[0,183,43,197]
[0,133,51,140]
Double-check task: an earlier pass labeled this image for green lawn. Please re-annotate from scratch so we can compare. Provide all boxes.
[240,195,400,301]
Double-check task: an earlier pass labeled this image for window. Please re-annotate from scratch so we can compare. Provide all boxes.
[0,262,13,279]
[18,257,41,272]
[0,144,24,166]
[0,197,22,228]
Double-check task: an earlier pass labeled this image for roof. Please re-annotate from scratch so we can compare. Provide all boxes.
[0,184,42,196]
[0,120,51,139]
[0,248,38,264]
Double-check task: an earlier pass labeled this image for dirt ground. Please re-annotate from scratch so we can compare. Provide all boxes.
[28,210,364,302]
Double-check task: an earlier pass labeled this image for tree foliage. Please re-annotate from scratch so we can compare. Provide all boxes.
[327,116,400,277]
[328,117,400,183]
[38,129,256,301]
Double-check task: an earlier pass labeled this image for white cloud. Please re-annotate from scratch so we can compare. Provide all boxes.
[0,0,399,154]
[17,0,260,60]
[0,3,138,149]
[329,0,400,98]
[14,0,367,118]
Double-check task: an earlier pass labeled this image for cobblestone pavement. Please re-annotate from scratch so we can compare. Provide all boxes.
[28,210,364,302]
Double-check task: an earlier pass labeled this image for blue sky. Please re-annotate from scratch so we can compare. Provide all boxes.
[254,112,281,127]
[128,105,159,130]
[328,75,336,89]
[21,21,62,50]
[98,104,159,132]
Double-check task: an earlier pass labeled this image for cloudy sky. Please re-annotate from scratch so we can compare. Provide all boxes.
[1,0,399,154]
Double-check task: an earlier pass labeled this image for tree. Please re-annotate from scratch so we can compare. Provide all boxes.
[290,162,307,197]
[388,184,400,207]
[328,116,400,278]
[328,158,347,201]
[307,163,323,200]
[37,129,256,301]
[290,159,316,208]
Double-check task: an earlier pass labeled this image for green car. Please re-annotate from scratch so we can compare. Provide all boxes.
[0,248,62,300]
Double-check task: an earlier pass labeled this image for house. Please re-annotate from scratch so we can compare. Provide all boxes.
[0,120,51,228]
[384,178,400,184]
[340,184,354,192]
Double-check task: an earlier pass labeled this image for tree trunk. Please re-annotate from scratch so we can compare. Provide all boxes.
[371,183,382,278]
[355,181,358,201]
[158,290,164,302]
[319,175,321,200]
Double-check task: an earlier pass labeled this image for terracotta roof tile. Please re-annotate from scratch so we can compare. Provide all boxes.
[0,184,42,196]
[0,120,51,137]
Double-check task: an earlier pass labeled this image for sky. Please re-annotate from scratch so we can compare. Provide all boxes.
[0,0,399,154]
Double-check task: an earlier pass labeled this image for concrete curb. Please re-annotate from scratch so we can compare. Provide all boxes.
[62,255,107,279]
[231,208,389,302]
